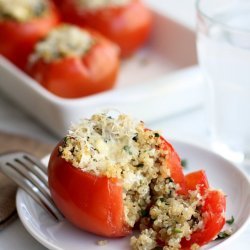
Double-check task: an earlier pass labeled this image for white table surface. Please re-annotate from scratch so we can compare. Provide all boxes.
[0,0,249,249]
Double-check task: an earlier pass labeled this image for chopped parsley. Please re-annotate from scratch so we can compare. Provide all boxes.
[166,177,174,183]
[173,228,182,234]
[123,145,132,155]
[141,209,149,217]
[216,230,231,239]
[132,133,138,142]
[226,216,234,225]
[61,136,69,149]
[181,159,188,168]
[154,133,160,138]
[153,247,163,250]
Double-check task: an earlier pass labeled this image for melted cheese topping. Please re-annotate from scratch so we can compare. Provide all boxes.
[75,0,131,10]
[0,0,48,22]
[29,25,95,63]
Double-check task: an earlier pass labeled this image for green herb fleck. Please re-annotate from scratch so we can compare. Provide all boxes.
[154,133,160,137]
[58,147,63,156]
[226,216,234,225]
[141,209,149,217]
[159,197,165,202]
[61,136,68,148]
[123,145,132,155]
[34,3,47,17]
[166,177,174,183]
[181,159,188,168]
[216,231,231,240]
[153,247,163,250]
[132,133,138,142]
[173,228,182,234]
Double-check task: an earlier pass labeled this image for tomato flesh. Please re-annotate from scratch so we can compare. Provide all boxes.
[185,170,209,195]
[182,171,225,248]
[181,190,226,248]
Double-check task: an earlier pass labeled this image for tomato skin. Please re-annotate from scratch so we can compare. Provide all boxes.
[48,142,131,237]
[60,0,153,57]
[0,3,59,70]
[181,190,226,249]
[28,29,120,98]
[185,170,209,195]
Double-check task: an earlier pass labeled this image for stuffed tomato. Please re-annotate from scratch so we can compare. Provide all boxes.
[27,24,120,98]
[59,0,153,57]
[0,0,59,70]
[48,113,226,249]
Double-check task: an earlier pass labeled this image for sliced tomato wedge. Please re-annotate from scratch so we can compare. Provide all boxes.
[181,190,226,249]
[185,170,209,195]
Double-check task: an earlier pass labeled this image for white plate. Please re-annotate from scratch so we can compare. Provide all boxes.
[16,139,250,250]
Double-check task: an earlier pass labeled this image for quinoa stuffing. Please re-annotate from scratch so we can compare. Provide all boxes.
[29,25,95,63]
[0,0,49,22]
[58,113,222,250]
[75,0,131,10]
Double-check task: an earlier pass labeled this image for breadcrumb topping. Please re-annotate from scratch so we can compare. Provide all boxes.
[0,0,49,22]
[29,25,95,63]
[59,113,205,249]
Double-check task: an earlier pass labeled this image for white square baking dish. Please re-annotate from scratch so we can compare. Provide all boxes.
[0,7,204,137]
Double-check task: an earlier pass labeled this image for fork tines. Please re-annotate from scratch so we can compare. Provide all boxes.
[0,152,64,221]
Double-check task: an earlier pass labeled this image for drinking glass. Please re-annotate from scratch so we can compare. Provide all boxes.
[196,0,250,163]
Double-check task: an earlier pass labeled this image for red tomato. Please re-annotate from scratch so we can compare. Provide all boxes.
[160,138,187,195]
[48,134,188,237]
[48,143,130,237]
[0,2,59,70]
[185,170,209,195]
[60,0,153,57]
[181,190,226,249]
[27,29,120,98]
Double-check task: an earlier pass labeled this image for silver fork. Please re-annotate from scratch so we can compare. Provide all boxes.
[0,152,64,221]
